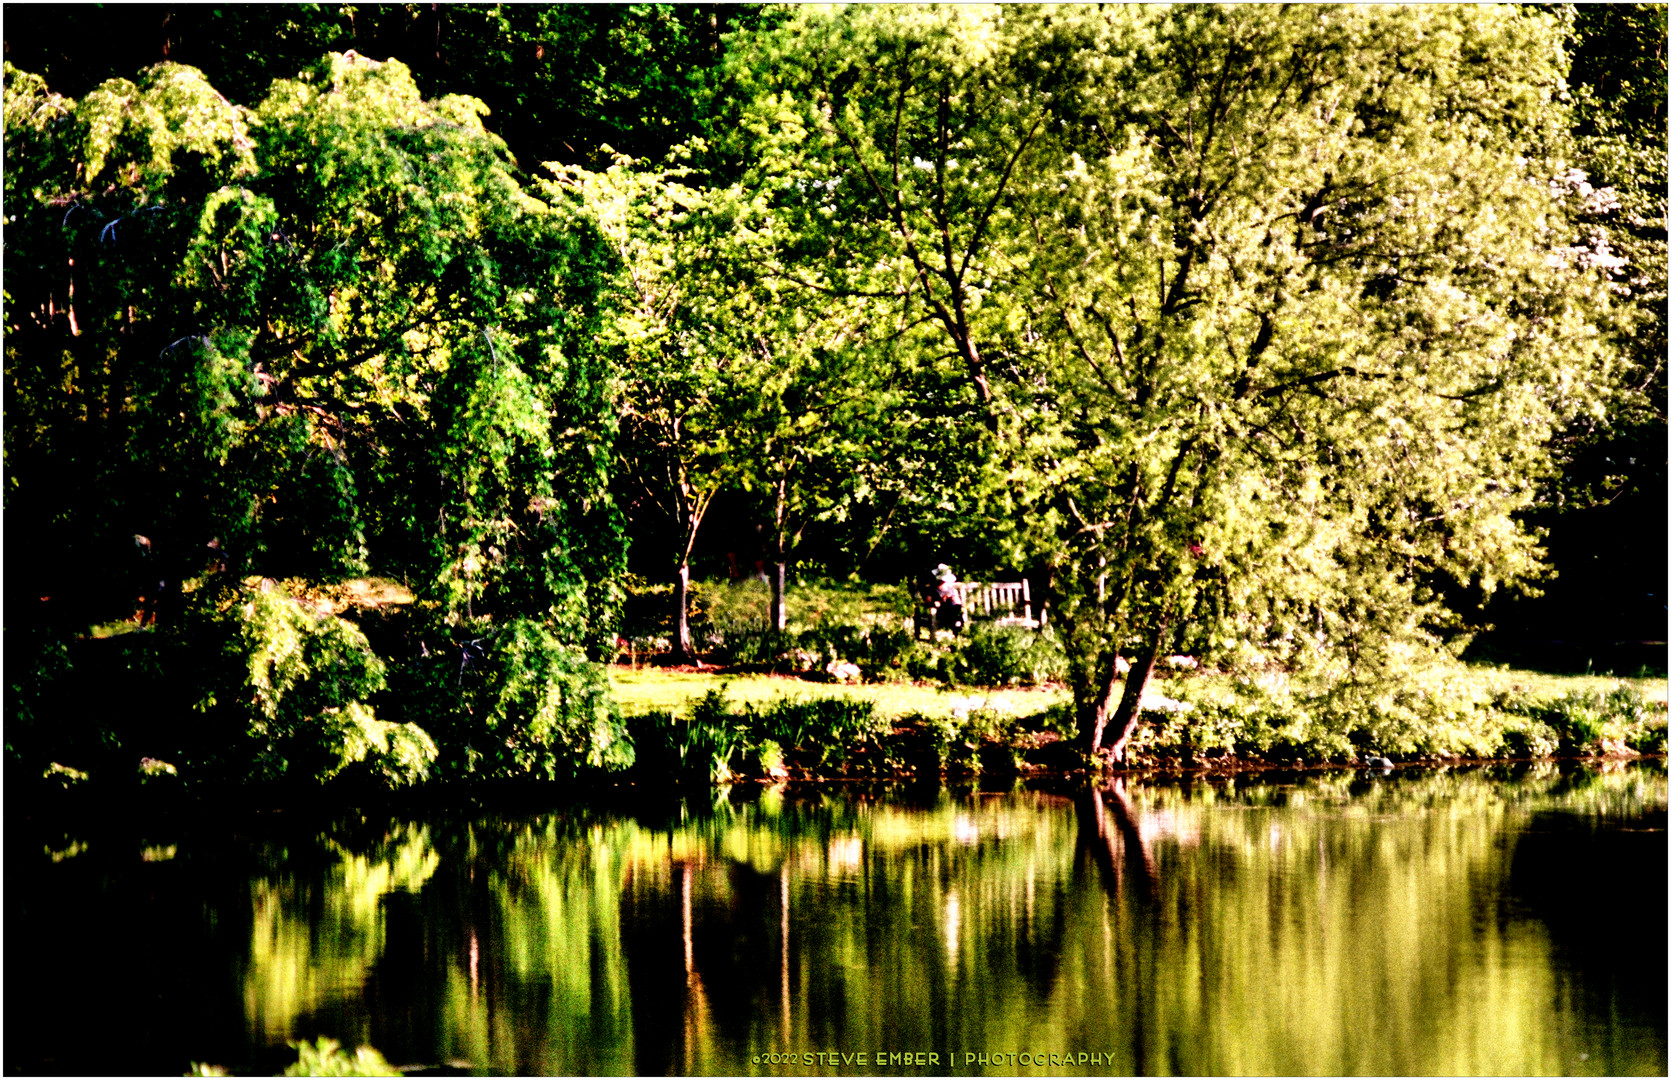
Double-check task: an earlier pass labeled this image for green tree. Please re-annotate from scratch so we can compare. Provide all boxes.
[721,6,1059,594]
[1470,4,1667,665]
[4,54,627,783]
[555,154,746,661]
[734,6,1616,757]
[564,150,906,647]
[670,180,901,632]
[2,4,787,169]
[734,299,897,633]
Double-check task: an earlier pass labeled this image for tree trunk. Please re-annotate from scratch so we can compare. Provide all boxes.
[671,558,695,662]
[1103,622,1168,764]
[769,476,792,633]
[1074,652,1123,753]
[667,471,710,664]
[770,558,788,633]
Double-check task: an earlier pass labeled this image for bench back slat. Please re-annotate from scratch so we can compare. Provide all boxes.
[946,581,1034,624]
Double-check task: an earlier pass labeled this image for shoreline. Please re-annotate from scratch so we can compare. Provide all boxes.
[16,752,1665,826]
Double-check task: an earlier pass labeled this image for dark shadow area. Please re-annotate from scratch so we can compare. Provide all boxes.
[1508,805,1668,1053]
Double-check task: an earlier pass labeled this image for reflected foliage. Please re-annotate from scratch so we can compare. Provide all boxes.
[10,767,1665,1075]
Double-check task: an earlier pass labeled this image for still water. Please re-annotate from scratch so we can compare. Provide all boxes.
[12,763,1666,1076]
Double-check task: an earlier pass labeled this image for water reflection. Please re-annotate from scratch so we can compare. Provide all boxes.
[10,764,1666,1075]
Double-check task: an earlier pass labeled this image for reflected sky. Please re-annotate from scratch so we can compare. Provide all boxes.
[11,763,1666,1075]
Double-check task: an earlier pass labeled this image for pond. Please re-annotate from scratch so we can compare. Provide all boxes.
[11,763,1666,1076]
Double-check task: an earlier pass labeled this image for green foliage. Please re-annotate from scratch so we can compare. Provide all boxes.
[626,711,745,785]
[394,615,632,782]
[1626,720,1668,756]
[1494,684,1665,756]
[1120,669,1667,766]
[5,14,1659,791]
[2,6,795,173]
[42,762,91,789]
[685,577,1064,688]
[1500,722,1563,761]
[754,696,885,758]
[1469,5,1667,664]
[945,625,1067,689]
[282,1038,401,1078]
[212,585,437,787]
[906,709,1004,774]
[750,738,786,776]
[137,756,179,783]
[734,5,1618,753]
[557,145,896,652]
[191,1037,397,1078]
[6,50,623,650]
[627,688,889,781]
[5,52,628,789]
[624,686,743,782]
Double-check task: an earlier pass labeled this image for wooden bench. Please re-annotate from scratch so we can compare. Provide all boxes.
[915,580,1040,637]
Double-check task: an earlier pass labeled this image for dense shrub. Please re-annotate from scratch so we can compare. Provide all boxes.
[4,626,181,785]
[1309,671,1512,761]
[904,709,999,772]
[208,586,438,786]
[1500,721,1562,759]
[754,696,886,762]
[1626,720,1668,755]
[625,707,746,782]
[944,624,1066,687]
[386,612,631,781]
[1493,685,1664,756]
[6,583,446,790]
[1123,672,1666,766]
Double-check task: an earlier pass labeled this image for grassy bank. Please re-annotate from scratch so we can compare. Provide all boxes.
[608,667,1069,721]
[610,664,1665,721]
[609,662,1667,785]
[16,566,1664,797]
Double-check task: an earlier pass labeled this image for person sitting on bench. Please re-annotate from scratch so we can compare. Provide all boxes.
[928,563,965,634]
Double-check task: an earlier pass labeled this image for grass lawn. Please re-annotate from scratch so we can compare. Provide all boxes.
[607,666,1070,720]
[608,663,1667,720]
[1455,665,1667,704]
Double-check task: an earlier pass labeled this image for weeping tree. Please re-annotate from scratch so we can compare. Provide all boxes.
[1021,6,1616,757]
[4,54,629,783]
[734,5,1616,758]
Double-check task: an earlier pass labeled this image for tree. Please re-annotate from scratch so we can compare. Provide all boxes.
[1470,4,1667,667]
[720,6,1067,600]
[556,155,751,661]
[566,143,914,646]
[670,174,902,632]
[733,6,1615,757]
[734,304,896,634]
[2,4,788,169]
[4,54,627,782]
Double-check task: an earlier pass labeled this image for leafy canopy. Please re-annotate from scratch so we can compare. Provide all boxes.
[733,5,1616,750]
